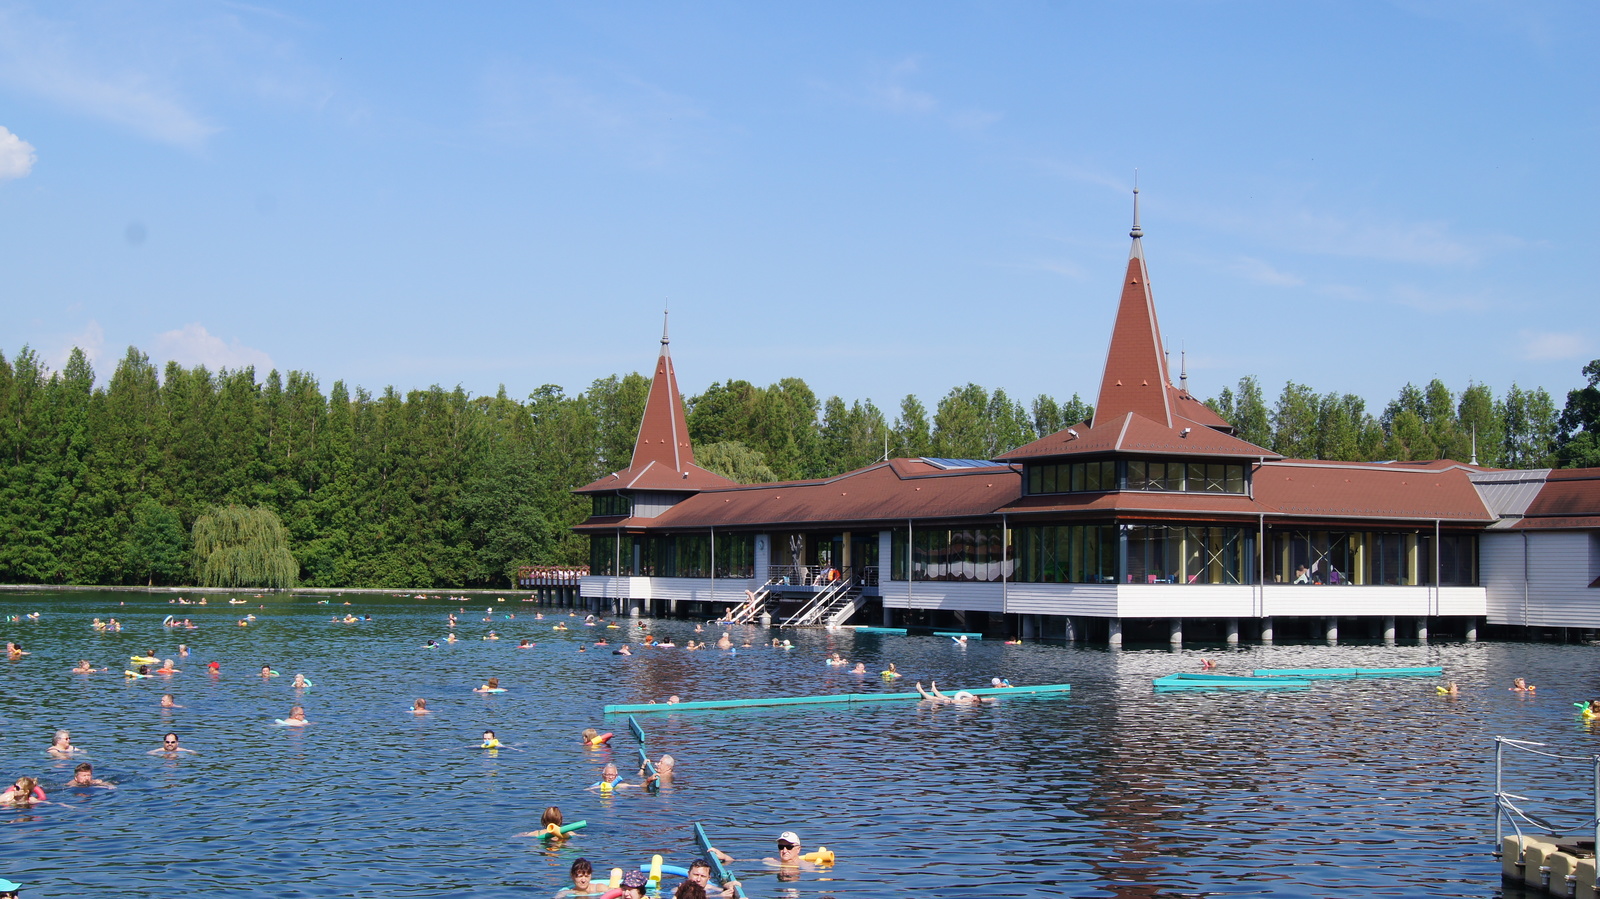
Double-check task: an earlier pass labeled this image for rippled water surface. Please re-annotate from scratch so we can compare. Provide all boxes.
[2,590,1596,898]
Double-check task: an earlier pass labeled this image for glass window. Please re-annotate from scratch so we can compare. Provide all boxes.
[1041,465,1057,494]
[1028,466,1042,495]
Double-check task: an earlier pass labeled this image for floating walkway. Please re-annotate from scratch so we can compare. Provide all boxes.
[1154,673,1312,691]
[1250,666,1443,679]
[605,683,1071,715]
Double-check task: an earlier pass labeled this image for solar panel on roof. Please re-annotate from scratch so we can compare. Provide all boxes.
[921,457,999,470]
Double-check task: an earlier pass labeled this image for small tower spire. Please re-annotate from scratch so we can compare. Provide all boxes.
[1180,346,1188,391]
[661,305,670,346]
[1130,172,1143,239]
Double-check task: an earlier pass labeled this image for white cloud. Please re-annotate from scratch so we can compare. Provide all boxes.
[49,319,106,372]
[1227,256,1304,287]
[0,8,218,149]
[0,125,36,180]
[1517,329,1591,362]
[479,63,708,168]
[153,323,275,372]
[824,56,1001,132]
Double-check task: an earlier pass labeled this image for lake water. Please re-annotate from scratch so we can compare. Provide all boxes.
[1,590,1594,898]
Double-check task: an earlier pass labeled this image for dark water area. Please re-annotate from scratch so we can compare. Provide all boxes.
[2,590,1596,898]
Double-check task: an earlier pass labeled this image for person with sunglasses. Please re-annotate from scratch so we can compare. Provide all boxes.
[148,732,196,756]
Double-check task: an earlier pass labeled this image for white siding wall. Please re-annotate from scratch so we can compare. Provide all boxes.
[579,575,756,603]
[1484,531,1600,627]
[1003,584,1119,617]
[881,580,1005,613]
[1117,585,1258,618]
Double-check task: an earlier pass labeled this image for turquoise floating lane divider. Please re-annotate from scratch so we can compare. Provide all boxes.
[1153,673,1312,691]
[627,715,659,790]
[1250,666,1444,679]
[933,631,983,640]
[850,626,908,634]
[605,683,1072,715]
[694,823,748,899]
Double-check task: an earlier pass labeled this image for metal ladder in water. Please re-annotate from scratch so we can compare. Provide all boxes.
[779,577,862,628]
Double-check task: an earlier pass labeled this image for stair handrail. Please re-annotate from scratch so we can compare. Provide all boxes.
[780,573,853,627]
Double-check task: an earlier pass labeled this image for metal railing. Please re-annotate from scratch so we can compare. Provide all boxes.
[780,576,860,628]
[1493,736,1600,894]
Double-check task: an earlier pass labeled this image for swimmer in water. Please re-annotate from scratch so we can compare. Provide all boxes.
[425,639,438,649]
[518,639,533,648]
[149,732,196,756]
[261,666,279,678]
[640,753,675,788]
[446,632,458,644]
[990,677,1014,688]
[70,762,114,789]
[411,698,430,714]
[851,662,867,674]
[71,660,105,674]
[558,858,596,897]
[1441,681,1460,697]
[484,631,499,641]
[160,694,182,709]
[613,645,632,656]
[716,632,733,650]
[516,805,566,838]
[282,705,309,726]
[883,662,901,679]
[589,762,644,791]
[156,659,179,674]
[916,680,993,705]
[1200,659,1217,670]
[1,776,44,807]
[474,677,503,693]
[291,673,310,689]
[481,729,502,749]
[1511,678,1536,693]
[46,730,81,758]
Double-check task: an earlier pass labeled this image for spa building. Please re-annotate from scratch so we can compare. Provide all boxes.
[571,201,1600,643]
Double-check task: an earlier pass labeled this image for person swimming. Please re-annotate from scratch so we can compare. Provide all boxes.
[481,729,502,749]
[1511,678,1536,692]
[474,677,505,693]
[46,730,81,758]
[916,680,993,705]
[281,705,309,726]
[411,698,430,714]
[161,694,182,709]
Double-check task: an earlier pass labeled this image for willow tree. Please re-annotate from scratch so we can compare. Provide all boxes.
[191,505,299,588]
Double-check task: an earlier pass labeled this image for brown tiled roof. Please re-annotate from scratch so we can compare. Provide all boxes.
[1093,249,1174,428]
[1254,460,1492,523]
[618,459,1021,530]
[575,459,734,495]
[574,323,735,495]
[1511,467,1600,530]
[996,411,1277,462]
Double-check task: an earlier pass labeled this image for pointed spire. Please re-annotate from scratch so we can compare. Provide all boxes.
[1092,187,1172,429]
[632,315,695,474]
[1180,346,1188,390]
[1130,174,1143,240]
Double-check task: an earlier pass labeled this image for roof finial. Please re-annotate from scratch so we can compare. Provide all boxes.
[661,304,670,346]
[1180,345,1188,390]
[1130,170,1142,239]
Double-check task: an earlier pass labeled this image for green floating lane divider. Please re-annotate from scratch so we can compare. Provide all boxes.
[694,822,748,899]
[1154,673,1312,691]
[627,715,658,790]
[1249,666,1444,679]
[850,626,907,634]
[605,683,1072,715]
[933,631,983,640]
[628,715,647,746]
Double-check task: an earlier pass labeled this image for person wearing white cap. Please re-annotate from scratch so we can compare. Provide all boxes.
[708,831,818,876]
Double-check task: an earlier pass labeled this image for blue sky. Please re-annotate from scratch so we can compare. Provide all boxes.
[1,1,1595,417]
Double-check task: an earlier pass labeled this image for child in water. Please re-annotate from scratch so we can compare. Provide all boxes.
[1511,678,1536,692]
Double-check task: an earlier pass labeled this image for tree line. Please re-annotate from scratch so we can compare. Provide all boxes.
[2,343,1596,588]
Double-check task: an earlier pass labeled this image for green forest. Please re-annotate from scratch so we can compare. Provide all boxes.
[3,344,1597,589]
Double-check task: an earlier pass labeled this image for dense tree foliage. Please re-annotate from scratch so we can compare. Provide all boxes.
[0,342,1589,588]
[1205,375,1563,467]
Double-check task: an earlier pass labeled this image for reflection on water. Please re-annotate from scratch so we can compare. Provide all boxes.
[0,590,1592,897]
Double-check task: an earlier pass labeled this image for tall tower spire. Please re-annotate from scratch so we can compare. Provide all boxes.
[632,314,695,474]
[1092,182,1172,428]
